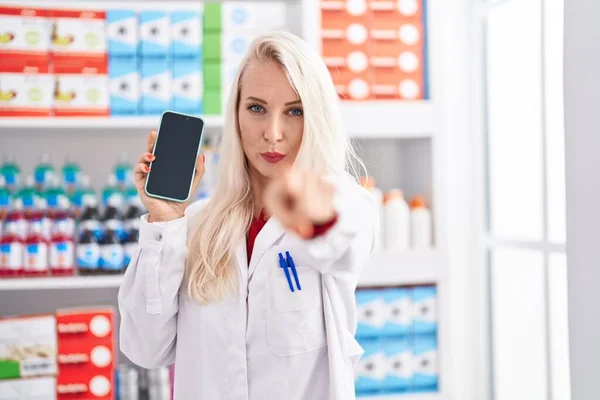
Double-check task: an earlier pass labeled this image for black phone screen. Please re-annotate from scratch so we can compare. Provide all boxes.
[145,112,205,202]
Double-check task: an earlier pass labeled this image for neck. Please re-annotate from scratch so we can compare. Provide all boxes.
[250,167,271,216]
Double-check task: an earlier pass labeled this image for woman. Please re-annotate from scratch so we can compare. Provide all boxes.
[119,31,378,400]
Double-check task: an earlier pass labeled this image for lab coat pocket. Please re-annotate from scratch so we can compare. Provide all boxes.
[267,265,327,356]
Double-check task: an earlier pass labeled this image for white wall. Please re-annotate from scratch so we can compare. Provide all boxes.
[564,0,600,398]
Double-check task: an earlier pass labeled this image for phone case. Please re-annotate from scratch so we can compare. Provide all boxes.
[144,110,205,203]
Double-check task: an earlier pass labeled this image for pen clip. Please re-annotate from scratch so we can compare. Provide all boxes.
[285,251,301,291]
[278,252,294,292]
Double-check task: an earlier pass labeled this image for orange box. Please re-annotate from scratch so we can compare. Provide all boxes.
[56,308,114,343]
[328,66,373,100]
[321,0,371,31]
[370,21,424,58]
[368,0,423,23]
[50,9,107,71]
[322,22,371,59]
[372,65,424,100]
[58,339,115,376]
[57,371,114,400]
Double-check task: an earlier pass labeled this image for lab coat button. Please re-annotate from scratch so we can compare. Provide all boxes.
[155,232,163,241]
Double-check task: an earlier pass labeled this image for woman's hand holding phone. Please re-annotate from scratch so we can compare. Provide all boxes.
[135,129,205,223]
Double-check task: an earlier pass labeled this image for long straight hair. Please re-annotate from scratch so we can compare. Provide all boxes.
[186,32,364,304]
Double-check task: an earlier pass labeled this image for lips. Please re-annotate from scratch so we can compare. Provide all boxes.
[260,152,286,163]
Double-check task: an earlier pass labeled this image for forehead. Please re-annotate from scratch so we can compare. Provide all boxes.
[240,60,299,102]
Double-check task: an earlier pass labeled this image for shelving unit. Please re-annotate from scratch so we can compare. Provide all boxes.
[358,393,440,400]
[0,250,442,291]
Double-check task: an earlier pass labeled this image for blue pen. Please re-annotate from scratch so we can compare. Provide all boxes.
[278,253,294,292]
[285,251,301,291]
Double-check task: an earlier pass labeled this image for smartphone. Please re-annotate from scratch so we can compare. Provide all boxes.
[144,111,205,203]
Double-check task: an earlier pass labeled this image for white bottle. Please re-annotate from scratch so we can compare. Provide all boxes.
[360,177,384,252]
[410,196,432,248]
[384,190,410,251]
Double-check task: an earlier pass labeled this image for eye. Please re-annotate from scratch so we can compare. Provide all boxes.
[248,104,265,113]
[288,108,303,117]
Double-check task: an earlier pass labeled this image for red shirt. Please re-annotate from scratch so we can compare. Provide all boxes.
[246,210,338,263]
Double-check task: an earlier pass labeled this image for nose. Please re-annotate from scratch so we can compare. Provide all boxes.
[264,114,283,144]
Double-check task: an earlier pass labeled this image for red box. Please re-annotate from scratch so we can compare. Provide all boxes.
[370,21,424,58]
[57,371,114,400]
[58,339,115,376]
[56,308,114,343]
[372,66,424,100]
[321,0,372,31]
[328,65,373,100]
[368,0,423,24]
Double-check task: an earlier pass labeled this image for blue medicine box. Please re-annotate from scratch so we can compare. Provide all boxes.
[382,288,412,337]
[355,290,387,339]
[109,58,139,116]
[140,58,172,115]
[355,339,385,395]
[139,11,171,58]
[411,336,439,392]
[412,286,437,336]
[172,60,203,115]
[382,338,412,393]
[171,10,203,59]
[107,10,138,58]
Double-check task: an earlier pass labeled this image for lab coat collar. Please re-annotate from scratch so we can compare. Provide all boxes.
[234,240,249,284]
[248,216,285,277]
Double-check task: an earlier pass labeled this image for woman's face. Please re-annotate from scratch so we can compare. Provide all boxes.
[238,60,304,180]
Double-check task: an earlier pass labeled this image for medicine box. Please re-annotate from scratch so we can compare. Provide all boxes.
[355,289,387,339]
[50,9,107,69]
[139,11,170,58]
[56,371,114,400]
[0,314,57,380]
[53,67,109,117]
[0,6,51,59]
[222,1,287,32]
[109,57,140,115]
[203,2,222,32]
[0,377,56,400]
[203,88,221,116]
[106,9,138,58]
[411,336,438,391]
[354,338,385,394]
[382,338,412,392]
[172,60,203,114]
[412,285,437,336]
[0,59,53,117]
[140,58,172,115]
[369,0,424,26]
[171,9,203,59]
[56,308,114,343]
[58,339,115,376]
[382,288,412,337]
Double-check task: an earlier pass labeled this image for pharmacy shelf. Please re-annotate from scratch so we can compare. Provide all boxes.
[0,250,441,291]
[359,249,443,287]
[0,275,123,291]
[341,101,434,139]
[358,393,440,400]
[0,116,225,130]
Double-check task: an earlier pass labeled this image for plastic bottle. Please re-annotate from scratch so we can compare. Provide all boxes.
[18,176,42,218]
[45,175,69,211]
[0,175,11,224]
[102,175,125,209]
[49,219,75,276]
[103,196,126,242]
[410,196,433,249]
[61,155,82,195]
[123,228,139,268]
[124,193,143,234]
[383,190,410,252]
[34,153,56,192]
[71,175,96,219]
[24,220,49,277]
[100,228,125,273]
[360,177,384,252]
[6,200,27,240]
[77,229,101,274]
[114,152,132,191]
[79,197,103,241]
[52,196,76,239]
[0,219,24,277]
[0,155,21,192]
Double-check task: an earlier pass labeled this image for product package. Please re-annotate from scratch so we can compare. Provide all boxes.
[355,289,388,339]
[382,338,412,392]
[411,336,438,391]
[56,308,114,343]
[383,288,412,337]
[0,6,52,62]
[221,1,286,32]
[140,58,172,115]
[53,61,109,117]
[56,371,114,400]
[139,11,170,58]
[172,60,202,115]
[412,286,437,336]
[0,377,56,400]
[106,9,138,59]
[171,9,203,59]
[354,338,386,394]
[0,59,54,117]
[108,57,140,115]
[0,314,57,380]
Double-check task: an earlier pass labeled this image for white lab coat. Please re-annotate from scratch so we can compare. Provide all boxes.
[118,174,378,400]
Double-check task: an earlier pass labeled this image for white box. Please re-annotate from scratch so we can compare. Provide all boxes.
[51,9,106,55]
[0,6,51,55]
[0,71,53,116]
[54,72,109,116]
[0,377,56,400]
[222,1,287,32]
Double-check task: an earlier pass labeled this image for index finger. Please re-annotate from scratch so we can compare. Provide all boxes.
[147,129,157,154]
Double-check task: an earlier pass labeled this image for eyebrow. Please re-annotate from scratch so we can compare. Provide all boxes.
[245,97,302,107]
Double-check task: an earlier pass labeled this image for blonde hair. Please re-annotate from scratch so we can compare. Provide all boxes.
[186,31,364,304]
